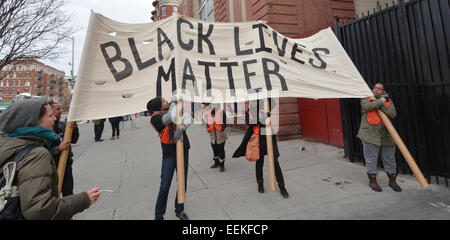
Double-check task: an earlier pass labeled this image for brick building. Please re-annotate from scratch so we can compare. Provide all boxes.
[354,0,411,17]
[151,0,356,144]
[0,59,70,108]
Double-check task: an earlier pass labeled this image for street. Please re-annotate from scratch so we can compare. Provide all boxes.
[68,116,450,220]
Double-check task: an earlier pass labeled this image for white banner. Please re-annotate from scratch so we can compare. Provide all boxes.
[68,11,372,121]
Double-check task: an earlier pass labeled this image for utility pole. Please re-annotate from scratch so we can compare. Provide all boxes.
[71,36,75,86]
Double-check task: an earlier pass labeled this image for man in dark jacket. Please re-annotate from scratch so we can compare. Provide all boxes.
[49,102,79,197]
[232,99,288,198]
[147,96,192,220]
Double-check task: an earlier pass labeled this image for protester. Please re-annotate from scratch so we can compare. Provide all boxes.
[49,101,79,197]
[203,103,228,172]
[108,116,123,140]
[147,96,192,220]
[0,97,100,220]
[357,82,401,192]
[232,99,289,198]
[93,118,106,142]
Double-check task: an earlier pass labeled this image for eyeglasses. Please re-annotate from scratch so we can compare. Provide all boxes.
[373,87,384,90]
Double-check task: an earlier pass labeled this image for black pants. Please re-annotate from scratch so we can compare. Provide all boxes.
[211,142,225,160]
[94,122,104,140]
[55,157,74,197]
[255,154,285,185]
[111,122,120,137]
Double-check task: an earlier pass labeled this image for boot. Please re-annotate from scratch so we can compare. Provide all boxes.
[368,173,382,192]
[257,180,264,193]
[210,158,219,168]
[387,173,402,192]
[279,184,289,198]
[110,136,115,140]
[219,159,225,172]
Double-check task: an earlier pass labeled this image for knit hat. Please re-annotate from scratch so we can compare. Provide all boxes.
[0,96,48,133]
[146,97,162,114]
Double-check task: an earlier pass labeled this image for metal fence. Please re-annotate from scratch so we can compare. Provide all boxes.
[335,0,450,186]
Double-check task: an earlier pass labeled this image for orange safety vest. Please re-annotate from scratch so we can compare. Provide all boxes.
[361,97,391,126]
[206,109,224,132]
[151,113,174,144]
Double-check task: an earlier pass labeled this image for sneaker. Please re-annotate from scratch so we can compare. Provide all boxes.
[176,212,189,220]
[95,139,104,142]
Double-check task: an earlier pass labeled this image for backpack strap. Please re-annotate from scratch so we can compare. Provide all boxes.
[0,146,36,188]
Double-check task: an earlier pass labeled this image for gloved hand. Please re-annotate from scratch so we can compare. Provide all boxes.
[174,129,183,142]
[174,113,193,142]
[169,94,178,104]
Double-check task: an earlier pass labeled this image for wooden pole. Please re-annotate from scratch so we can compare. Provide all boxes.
[371,97,428,187]
[57,121,74,198]
[176,100,186,203]
[264,99,277,191]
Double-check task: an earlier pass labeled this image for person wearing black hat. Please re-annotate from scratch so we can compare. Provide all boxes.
[147,96,192,220]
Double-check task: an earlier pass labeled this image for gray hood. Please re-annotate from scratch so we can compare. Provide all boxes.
[0,96,48,133]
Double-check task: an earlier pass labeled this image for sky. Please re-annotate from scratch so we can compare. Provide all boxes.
[41,0,156,78]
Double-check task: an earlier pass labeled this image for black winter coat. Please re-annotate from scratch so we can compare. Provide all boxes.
[232,106,280,159]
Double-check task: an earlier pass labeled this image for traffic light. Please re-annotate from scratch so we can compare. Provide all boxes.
[16,90,20,95]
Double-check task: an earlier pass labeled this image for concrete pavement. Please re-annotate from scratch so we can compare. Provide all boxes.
[69,117,450,220]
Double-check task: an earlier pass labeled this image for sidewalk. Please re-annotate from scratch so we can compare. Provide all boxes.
[71,117,450,220]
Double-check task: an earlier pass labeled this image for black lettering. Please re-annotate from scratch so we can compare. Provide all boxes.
[308,48,329,69]
[243,59,257,92]
[177,19,194,51]
[262,58,288,91]
[182,59,199,96]
[128,37,156,71]
[272,31,288,57]
[253,23,272,53]
[220,62,238,96]
[198,23,215,55]
[100,41,133,82]
[157,28,175,61]
[234,27,253,56]
[198,61,216,96]
[291,43,305,65]
[157,58,176,97]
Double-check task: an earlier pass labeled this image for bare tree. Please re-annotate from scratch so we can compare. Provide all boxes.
[0,0,74,73]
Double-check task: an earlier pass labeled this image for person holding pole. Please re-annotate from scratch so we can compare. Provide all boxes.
[232,99,289,198]
[147,96,192,220]
[203,103,228,172]
[357,82,402,192]
[0,97,100,219]
[49,101,79,197]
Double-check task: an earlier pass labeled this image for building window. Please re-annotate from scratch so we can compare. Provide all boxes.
[26,73,30,78]
[173,6,178,13]
[199,0,214,22]
[161,6,166,17]
[25,81,30,87]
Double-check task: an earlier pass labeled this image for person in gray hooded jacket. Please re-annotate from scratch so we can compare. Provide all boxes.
[0,96,101,220]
